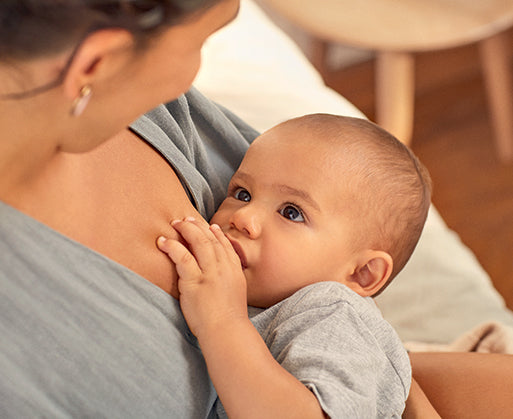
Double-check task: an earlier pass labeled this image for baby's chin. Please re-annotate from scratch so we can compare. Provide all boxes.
[246,291,271,309]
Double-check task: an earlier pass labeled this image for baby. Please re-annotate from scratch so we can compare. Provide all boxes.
[158,114,432,418]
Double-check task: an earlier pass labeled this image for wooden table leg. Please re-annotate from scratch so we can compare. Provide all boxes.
[479,31,513,163]
[375,51,415,145]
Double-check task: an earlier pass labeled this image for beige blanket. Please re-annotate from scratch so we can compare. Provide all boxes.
[404,322,513,354]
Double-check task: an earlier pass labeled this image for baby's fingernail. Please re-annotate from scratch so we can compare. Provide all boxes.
[184,216,196,222]
[210,224,221,231]
[157,236,167,246]
[171,220,180,226]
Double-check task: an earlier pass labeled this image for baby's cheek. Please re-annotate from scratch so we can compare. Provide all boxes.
[209,207,226,226]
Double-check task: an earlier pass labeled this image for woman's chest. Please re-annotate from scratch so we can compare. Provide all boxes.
[27,130,202,296]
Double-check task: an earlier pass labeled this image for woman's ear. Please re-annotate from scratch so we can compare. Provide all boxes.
[346,250,393,297]
[63,29,135,101]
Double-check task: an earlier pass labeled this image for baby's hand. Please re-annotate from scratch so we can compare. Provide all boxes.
[157,218,248,339]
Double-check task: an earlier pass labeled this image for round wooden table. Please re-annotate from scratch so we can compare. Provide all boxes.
[260,0,513,161]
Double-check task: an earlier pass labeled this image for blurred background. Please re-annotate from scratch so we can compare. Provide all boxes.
[257,1,513,309]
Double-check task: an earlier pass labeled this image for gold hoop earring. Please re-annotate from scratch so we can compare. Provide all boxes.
[70,85,92,117]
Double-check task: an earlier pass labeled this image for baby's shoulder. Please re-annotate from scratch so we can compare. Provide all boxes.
[283,281,376,316]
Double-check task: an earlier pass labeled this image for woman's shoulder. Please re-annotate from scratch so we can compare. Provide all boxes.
[130,89,258,218]
[131,87,259,152]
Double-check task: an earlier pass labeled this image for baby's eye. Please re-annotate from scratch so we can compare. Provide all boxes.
[234,187,251,202]
[279,205,305,222]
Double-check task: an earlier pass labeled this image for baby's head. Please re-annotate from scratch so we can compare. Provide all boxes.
[211,114,432,307]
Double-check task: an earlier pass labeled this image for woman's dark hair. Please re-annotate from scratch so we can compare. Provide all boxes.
[0,0,221,60]
[0,0,223,99]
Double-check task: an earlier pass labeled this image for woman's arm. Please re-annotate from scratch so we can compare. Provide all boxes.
[157,218,325,419]
[402,377,440,419]
[409,352,513,418]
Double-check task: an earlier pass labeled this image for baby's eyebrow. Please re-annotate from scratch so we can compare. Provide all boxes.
[233,170,320,211]
[274,184,320,212]
[232,171,251,183]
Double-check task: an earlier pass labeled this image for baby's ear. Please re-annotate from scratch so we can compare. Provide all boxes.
[346,250,393,297]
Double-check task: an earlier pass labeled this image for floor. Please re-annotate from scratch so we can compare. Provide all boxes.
[320,37,513,309]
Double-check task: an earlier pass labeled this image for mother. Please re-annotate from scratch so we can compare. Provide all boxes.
[0,0,251,417]
[1,1,511,418]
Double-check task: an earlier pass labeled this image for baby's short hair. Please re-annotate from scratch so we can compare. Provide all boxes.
[284,114,432,293]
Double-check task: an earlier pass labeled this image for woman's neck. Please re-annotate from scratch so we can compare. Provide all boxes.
[0,107,62,206]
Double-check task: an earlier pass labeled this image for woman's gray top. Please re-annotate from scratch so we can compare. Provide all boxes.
[0,87,257,418]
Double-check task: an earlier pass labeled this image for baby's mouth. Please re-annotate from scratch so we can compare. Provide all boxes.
[227,238,248,270]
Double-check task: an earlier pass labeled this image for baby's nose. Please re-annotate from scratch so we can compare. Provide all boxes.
[229,206,262,239]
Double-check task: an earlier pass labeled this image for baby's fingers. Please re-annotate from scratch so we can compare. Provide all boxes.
[171,218,223,270]
[157,236,201,281]
[210,224,242,267]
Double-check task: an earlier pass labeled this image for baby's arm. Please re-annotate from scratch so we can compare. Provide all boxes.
[157,218,325,419]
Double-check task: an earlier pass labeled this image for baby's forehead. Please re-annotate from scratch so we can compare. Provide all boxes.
[255,124,348,156]
[263,118,370,154]
[251,127,367,182]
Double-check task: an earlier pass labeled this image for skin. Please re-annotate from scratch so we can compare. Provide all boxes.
[402,376,441,419]
[408,352,513,418]
[157,120,397,417]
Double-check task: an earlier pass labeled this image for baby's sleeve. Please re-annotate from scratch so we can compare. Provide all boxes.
[261,283,410,418]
